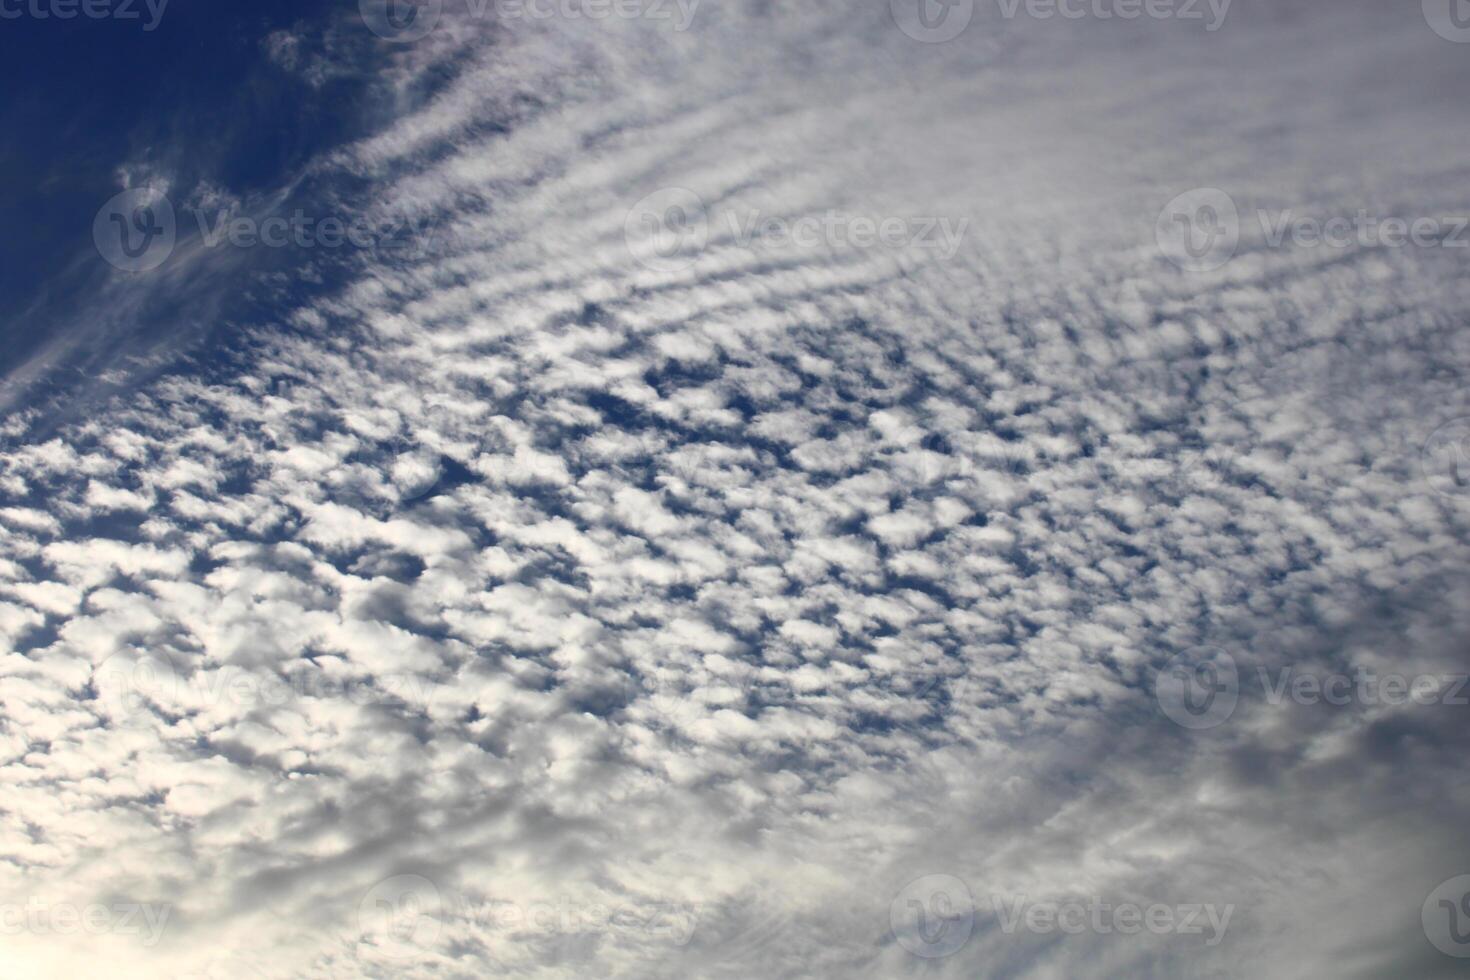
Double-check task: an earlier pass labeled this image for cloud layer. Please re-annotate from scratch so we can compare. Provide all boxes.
[2,1,1470,976]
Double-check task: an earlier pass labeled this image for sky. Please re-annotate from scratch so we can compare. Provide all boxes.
[2,0,1470,977]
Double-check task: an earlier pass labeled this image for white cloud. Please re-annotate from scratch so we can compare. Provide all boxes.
[1,1,1469,978]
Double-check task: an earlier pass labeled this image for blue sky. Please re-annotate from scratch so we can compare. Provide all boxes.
[0,0,401,415]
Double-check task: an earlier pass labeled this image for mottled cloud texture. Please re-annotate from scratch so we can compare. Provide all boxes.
[3,1,1470,977]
